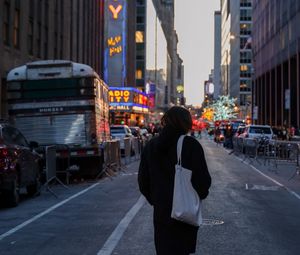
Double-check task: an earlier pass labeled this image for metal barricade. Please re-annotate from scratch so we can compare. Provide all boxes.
[100,140,122,178]
[123,137,131,163]
[231,137,243,154]
[55,144,72,184]
[45,146,56,183]
[261,139,277,165]
[243,138,259,163]
[44,145,68,197]
[273,141,299,166]
[132,137,140,160]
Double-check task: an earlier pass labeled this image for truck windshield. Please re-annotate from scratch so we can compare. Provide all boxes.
[7,78,94,100]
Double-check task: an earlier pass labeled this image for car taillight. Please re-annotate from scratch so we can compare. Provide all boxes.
[0,148,9,170]
[0,148,8,157]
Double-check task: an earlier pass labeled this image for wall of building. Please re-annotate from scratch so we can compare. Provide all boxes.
[252,0,300,127]
[213,11,222,99]
[0,0,104,118]
[221,0,231,96]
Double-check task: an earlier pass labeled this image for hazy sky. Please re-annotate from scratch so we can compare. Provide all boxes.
[147,0,220,106]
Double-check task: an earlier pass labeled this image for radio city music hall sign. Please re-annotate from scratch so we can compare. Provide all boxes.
[107,0,123,57]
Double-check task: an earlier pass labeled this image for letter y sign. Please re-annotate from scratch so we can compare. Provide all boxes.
[109,4,123,19]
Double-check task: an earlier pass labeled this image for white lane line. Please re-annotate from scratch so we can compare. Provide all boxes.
[97,195,146,255]
[0,183,100,241]
[235,155,300,200]
[245,183,249,190]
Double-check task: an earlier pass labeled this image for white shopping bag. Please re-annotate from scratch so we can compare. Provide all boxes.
[171,135,202,226]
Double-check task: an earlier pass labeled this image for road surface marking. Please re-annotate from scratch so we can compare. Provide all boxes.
[97,195,146,255]
[246,184,281,191]
[0,183,100,241]
[236,156,300,200]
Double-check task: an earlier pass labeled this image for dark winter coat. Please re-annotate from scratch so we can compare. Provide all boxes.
[138,126,211,255]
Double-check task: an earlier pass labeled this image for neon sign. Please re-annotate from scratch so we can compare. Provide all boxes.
[107,35,122,57]
[109,88,149,107]
[109,90,130,103]
[108,4,123,19]
[104,0,127,86]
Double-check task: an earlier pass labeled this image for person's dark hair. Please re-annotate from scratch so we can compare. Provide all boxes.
[161,106,192,134]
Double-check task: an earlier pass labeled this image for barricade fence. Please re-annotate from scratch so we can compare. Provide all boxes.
[101,140,122,177]
[100,136,144,178]
[43,135,148,181]
[232,137,300,175]
[44,145,68,197]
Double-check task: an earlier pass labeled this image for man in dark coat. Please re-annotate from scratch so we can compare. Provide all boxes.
[138,106,211,255]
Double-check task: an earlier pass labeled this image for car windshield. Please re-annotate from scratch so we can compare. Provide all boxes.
[110,127,125,134]
[249,127,272,134]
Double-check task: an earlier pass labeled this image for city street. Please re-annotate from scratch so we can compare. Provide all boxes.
[1,137,300,255]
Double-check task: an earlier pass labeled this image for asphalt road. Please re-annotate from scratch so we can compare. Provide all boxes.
[1,137,300,255]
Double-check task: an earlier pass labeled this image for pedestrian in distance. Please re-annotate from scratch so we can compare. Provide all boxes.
[138,106,211,255]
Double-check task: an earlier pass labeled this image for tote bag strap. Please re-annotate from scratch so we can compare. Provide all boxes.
[177,135,186,165]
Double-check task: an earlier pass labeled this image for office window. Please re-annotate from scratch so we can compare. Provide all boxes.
[240,65,248,71]
[13,9,20,48]
[240,9,252,21]
[137,0,144,6]
[37,22,41,57]
[135,31,144,43]
[136,70,143,79]
[28,19,34,54]
[3,1,10,45]
[137,16,145,24]
[44,28,48,59]
[240,80,251,92]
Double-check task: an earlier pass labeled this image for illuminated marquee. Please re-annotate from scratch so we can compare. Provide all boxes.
[109,88,149,112]
[109,90,131,103]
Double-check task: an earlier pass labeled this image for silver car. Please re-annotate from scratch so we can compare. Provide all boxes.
[239,124,274,140]
[110,125,133,150]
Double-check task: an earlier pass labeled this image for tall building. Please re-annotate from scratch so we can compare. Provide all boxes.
[252,1,300,128]
[0,0,105,118]
[146,68,167,107]
[104,0,147,89]
[213,10,222,99]
[135,0,147,89]
[220,0,232,96]
[151,0,183,106]
[220,0,252,119]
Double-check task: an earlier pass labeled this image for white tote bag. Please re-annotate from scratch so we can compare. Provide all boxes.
[171,135,202,226]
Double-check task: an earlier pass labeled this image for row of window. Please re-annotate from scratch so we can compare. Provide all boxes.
[3,1,20,48]
[2,0,65,59]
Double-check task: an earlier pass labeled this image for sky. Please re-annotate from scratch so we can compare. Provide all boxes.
[146,0,220,106]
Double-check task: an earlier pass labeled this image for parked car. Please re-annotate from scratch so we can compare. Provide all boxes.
[0,123,42,207]
[110,125,134,152]
[239,124,274,140]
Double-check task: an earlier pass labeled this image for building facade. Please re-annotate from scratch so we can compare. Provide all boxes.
[220,0,252,120]
[0,0,105,118]
[252,0,300,128]
[151,0,183,106]
[220,0,232,97]
[230,0,253,119]
[135,0,147,89]
[213,11,222,99]
[104,0,147,89]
